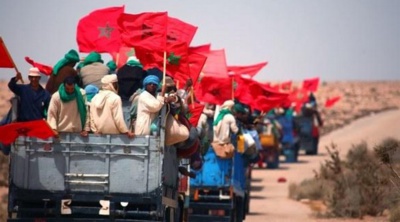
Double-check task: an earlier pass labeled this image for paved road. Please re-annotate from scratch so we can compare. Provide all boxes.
[246,109,400,222]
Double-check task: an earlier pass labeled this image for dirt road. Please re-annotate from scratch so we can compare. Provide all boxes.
[246,109,400,222]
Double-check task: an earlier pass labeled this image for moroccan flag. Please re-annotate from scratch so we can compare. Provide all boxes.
[77,6,124,53]
[118,12,168,51]
[259,84,290,101]
[251,96,287,112]
[302,77,320,92]
[189,43,211,54]
[289,88,309,113]
[135,41,189,80]
[167,17,197,45]
[325,96,341,108]
[201,49,228,77]
[110,46,136,68]
[0,120,55,145]
[280,80,292,91]
[195,76,232,105]
[187,103,205,126]
[0,37,15,68]
[234,76,257,105]
[227,61,268,78]
[25,57,53,75]
[186,52,207,87]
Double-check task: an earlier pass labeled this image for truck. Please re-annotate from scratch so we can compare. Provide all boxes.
[186,137,248,222]
[7,106,182,221]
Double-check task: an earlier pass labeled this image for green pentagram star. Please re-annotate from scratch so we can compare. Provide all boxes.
[98,22,114,39]
[168,52,181,65]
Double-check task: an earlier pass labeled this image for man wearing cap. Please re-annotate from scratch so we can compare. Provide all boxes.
[46,49,81,94]
[80,52,109,89]
[90,74,134,137]
[7,67,51,122]
[47,76,88,136]
[135,75,175,136]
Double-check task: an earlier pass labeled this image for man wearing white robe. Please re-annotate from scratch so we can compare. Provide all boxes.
[213,100,239,144]
[135,75,166,136]
[90,74,133,137]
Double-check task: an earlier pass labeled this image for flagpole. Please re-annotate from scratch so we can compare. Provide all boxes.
[231,76,234,100]
[190,87,195,109]
[163,51,166,86]
[0,37,22,83]
[116,52,120,68]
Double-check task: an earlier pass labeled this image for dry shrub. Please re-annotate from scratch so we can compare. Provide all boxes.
[0,193,7,222]
[390,205,400,222]
[375,138,400,221]
[289,179,329,201]
[291,141,395,219]
[0,153,9,220]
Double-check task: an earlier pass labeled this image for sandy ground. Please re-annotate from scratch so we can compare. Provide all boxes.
[245,109,400,222]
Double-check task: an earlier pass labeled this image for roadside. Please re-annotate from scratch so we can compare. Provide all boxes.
[246,109,400,222]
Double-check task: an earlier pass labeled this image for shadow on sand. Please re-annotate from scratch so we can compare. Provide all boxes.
[250,185,264,192]
[250,195,266,200]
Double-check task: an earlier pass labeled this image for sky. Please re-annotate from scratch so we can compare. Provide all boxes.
[0,0,399,82]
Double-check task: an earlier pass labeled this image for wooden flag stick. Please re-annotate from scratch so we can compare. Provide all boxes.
[231,76,234,100]
[116,52,120,68]
[0,37,22,83]
[163,51,167,86]
[190,87,195,109]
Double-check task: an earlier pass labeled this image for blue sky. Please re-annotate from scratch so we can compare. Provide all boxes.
[0,0,399,82]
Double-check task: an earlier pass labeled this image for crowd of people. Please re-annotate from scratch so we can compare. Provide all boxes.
[0,49,323,170]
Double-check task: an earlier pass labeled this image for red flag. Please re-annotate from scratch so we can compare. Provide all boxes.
[77,6,124,53]
[325,96,341,108]
[201,49,228,77]
[187,103,205,126]
[118,12,168,51]
[302,77,320,92]
[234,76,289,107]
[251,96,287,112]
[187,52,207,87]
[280,80,292,91]
[135,41,189,80]
[189,43,211,54]
[0,37,15,68]
[0,120,55,145]
[289,88,309,113]
[167,17,197,45]
[195,76,232,105]
[227,61,268,78]
[25,57,53,75]
[234,76,257,105]
[110,46,136,68]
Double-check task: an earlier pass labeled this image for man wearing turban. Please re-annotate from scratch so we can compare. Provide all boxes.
[89,74,133,137]
[135,75,174,135]
[46,49,80,94]
[80,52,109,89]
